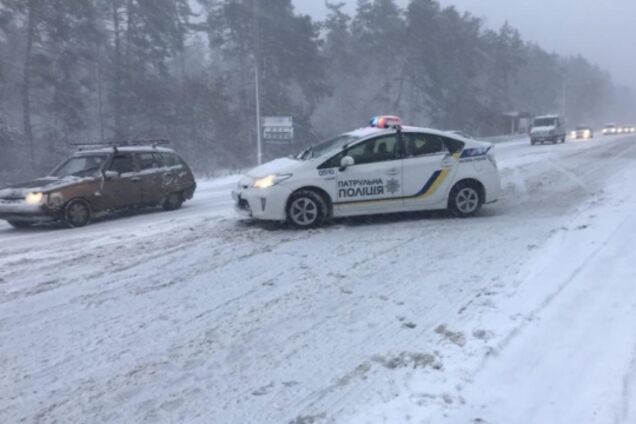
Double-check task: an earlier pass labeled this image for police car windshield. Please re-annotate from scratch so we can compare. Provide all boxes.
[51,154,108,178]
[299,134,362,160]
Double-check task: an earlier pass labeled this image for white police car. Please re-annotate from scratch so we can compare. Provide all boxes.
[232,116,501,228]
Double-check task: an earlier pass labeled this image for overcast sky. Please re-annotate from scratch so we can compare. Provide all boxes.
[293,0,636,89]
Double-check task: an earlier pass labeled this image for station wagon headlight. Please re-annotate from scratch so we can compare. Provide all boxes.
[253,174,292,189]
[25,192,45,205]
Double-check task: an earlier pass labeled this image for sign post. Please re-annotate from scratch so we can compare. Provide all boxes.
[254,64,262,165]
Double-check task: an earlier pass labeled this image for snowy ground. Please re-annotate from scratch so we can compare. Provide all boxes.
[2,135,636,423]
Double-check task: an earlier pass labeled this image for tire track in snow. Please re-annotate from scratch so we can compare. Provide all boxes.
[618,338,636,423]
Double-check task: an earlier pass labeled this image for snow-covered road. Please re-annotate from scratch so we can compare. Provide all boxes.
[2,135,636,423]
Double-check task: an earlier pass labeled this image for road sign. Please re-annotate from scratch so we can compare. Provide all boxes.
[262,117,294,145]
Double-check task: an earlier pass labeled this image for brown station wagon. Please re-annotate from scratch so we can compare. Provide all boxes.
[0,143,196,228]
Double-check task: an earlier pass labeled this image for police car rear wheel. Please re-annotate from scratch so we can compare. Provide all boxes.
[287,190,327,228]
[449,184,482,218]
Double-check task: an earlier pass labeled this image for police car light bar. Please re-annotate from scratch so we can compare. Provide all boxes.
[370,115,402,129]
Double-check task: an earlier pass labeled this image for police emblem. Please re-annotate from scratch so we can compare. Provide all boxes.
[385,178,400,195]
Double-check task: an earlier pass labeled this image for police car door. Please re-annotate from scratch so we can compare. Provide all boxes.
[334,133,404,215]
[402,132,458,210]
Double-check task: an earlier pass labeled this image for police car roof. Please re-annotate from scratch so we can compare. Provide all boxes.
[345,125,484,145]
[75,146,176,155]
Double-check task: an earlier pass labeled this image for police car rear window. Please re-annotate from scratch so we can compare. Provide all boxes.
[439,136,465,154]
[404,133,443,156]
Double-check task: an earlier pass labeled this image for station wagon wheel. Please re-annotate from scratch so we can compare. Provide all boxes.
[64,199,91,228]
[449,182,483,218]
[8,221,33,229]
[163,192,183,211]
[286,190,327,229]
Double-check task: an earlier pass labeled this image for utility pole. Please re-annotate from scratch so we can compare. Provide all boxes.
[255,63,262,165]
[561,74,567,118]
[253,0,263,165]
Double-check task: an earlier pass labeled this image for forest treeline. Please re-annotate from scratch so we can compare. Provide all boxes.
[0,0,633,181]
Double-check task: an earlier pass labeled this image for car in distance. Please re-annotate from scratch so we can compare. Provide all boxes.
[232,116,501,228]
[570,126,594,140]
[530,115,566,145]
[0,141,196,228]
[603,123,618,135]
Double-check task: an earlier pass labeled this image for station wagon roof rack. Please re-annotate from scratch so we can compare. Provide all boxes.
[71,139,171,152]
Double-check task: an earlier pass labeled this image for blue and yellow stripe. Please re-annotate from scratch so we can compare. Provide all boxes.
[334,168,450,207]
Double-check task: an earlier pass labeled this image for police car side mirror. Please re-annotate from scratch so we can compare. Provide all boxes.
[340,155,355,171]
[104,170,119,180]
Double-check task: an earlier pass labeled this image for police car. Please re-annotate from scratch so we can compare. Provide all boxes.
[232,116,501,228]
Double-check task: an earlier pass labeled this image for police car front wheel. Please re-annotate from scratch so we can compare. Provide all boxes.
[449,183,482,218]
[286,190,328,228]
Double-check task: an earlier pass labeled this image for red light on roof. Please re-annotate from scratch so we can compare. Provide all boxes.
[370,115,402,129]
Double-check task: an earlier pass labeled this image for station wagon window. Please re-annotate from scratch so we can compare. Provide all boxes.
[109,153,136,174]
[136,152,163,170]
[404,133,444,157]
[51,154,108,178]
[160,152,179,167]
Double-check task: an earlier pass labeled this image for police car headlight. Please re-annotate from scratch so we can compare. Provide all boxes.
[253,174,292,189]
[25,192,45,205]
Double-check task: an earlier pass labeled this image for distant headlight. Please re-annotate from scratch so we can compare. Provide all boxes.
[253,174,292,189]
[570,131,577,137]
[25,192,45,205]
